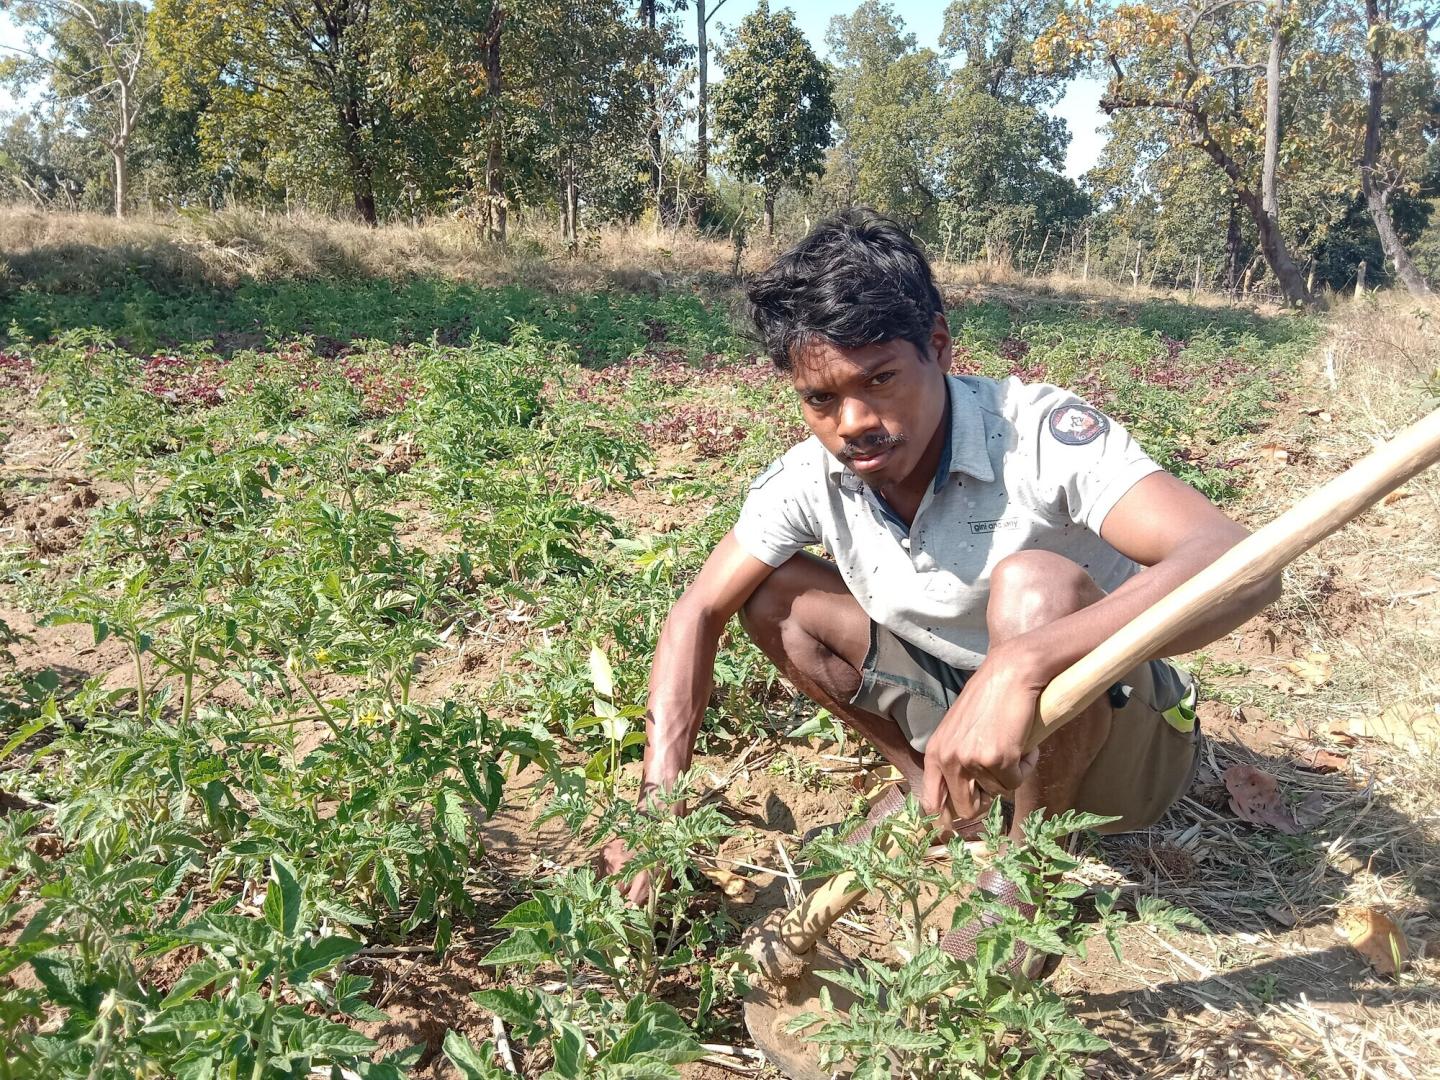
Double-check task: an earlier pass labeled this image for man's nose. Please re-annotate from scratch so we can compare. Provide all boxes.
[836,396,881,442]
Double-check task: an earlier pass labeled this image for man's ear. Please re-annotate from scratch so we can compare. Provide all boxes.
[930,313,953,375]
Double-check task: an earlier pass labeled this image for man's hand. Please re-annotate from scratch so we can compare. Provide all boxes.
[921,642,1043,819]
[597,836,654,907]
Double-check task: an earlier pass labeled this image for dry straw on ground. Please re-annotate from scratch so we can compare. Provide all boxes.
[0,206,744,294]
[1071,294,1440,1079]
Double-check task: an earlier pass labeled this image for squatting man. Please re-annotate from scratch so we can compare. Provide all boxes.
[601,209,1280,970]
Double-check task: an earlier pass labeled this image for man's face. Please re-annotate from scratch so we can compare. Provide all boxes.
[790,321,952,491]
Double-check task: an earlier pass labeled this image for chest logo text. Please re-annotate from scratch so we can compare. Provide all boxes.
[970,519,1020,533]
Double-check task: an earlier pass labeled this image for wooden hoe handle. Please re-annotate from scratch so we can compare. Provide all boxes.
[1032,405,1440,746]
[773,407,1440,962]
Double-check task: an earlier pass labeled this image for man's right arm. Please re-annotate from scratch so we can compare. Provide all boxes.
[638,530,778,808]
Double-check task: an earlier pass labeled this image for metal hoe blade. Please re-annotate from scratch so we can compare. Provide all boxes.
[742,942,859,1080]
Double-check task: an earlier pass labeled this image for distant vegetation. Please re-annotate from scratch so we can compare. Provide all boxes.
[1,0,1436,303]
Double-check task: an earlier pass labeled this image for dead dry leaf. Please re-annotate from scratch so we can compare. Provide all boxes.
[700,867,757,904]
[1347,699,1440,752]
[1328,723,1359,747]
[1223,764,1302,834]
[1284,652,1332,690]
[1302,407,1333,423]
[1297,747,1349,773]
[1264,903,1299,928]
[1381,487,1410,506]
[1295,790,1327,829]
[1258,443,1293,464]
[1336,905,1409,975]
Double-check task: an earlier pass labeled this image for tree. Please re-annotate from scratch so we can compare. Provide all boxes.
[695,0,734,191]
[503,0,651,248]
[0,0,153,217]
[0,108,92,208]
[1042,0,1322,306]
[936,0,1083,260]
[636,0,692,222]
[940,0,1074,106]
[826,2,947,231]
[1349,0,1436,295]
[712,0,833,236]
[151,0,411,223]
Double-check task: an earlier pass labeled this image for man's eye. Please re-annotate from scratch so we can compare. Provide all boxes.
[871,372,896,386]
[804,394,833,407]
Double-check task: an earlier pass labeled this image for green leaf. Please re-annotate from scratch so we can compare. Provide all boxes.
[375,856,401,910]
[436,789,468,845]
[442,1031,509,1080]
[160,958,232,1006]
[551,1021,588,1078]
[601,1000,703,1067]
[494,899,547,930]
[288,1016,377,1057]
[471,987,543,1030]
[289,935,363,982]
[479,927,550,968]
[264,856,302,939]
[315,896,375,927]
[0,717,47,763]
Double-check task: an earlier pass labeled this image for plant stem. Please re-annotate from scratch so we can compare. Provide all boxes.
[132,643,148,720]
[295,673,340,738]
[181,630,200,729]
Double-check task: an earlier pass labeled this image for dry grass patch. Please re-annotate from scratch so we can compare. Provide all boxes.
[1082,293,1440,1078]
[0,206,743,294]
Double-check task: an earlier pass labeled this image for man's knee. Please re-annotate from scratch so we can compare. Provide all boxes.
[738,555,867,699]
[988,550,1103,639]
[738,557,821,661]
[738,581,783,649]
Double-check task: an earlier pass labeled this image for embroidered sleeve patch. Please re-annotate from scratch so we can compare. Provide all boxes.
[1047,404,1109,446]
[749,460,784,490]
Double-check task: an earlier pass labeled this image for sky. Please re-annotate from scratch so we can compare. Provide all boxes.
[1,1,1111,179]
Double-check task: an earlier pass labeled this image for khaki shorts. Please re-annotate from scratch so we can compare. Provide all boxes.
[850,624,1201,834]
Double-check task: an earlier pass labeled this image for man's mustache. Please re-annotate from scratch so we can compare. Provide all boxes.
[840,433,907,461]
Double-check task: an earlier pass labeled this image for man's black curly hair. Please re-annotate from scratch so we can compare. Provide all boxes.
[746,208,944,372]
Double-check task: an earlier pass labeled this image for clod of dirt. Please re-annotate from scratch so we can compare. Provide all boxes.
[742,910,810,988]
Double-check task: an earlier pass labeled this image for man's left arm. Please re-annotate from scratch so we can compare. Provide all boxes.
[1028,470,1281,664]
[921,471,1281,815]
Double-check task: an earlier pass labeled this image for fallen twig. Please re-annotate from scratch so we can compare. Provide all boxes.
[491,1014,518,1075]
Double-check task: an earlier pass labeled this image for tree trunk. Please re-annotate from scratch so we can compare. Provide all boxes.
[1248,12,1312,306]
[1261,15,1282,227]
[1367,190,1430,295]
[695,0,709,221]
[762,189,775,237]
[1236,188,1310,304]
[1224,198,1243,293]
[483,1,507,243]
[340,98,378,225]
[640,0,661,196]
[561,159,579,252]
[1360,0,1432,296]
[697,0,707,180]
[113,143,128,219]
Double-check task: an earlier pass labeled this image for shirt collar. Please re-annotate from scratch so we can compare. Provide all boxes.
[943,376,996,484]
[827,374,995,491]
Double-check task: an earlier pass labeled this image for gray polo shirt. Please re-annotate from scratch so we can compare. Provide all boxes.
[733,375,1163,671]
